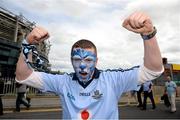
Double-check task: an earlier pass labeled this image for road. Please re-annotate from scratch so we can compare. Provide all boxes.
[0,102,180,119]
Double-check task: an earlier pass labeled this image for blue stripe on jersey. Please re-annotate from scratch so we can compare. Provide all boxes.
[103,65,140,72]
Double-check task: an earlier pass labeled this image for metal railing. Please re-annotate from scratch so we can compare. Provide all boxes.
[0,76,41,96]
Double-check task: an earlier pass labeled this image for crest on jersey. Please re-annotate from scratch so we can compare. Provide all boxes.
[92,90,103,99]
[67,92,75,101]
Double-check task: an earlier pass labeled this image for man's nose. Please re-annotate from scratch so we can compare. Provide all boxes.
[80,62,86,70]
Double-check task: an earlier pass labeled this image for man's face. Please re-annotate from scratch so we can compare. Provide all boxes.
[166,76,171,82]
[71,48,97,82]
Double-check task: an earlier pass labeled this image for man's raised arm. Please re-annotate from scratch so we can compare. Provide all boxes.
[122,12,163,72]
[16,26,49,81]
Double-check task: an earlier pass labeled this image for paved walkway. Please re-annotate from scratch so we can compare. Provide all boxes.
[2,96,60,111]
[1,95,180,113]
[1,100,180,119]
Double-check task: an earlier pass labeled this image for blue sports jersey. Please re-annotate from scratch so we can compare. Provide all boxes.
[165,81,177,96]
[143,81,152,91]
[40,67,139,119]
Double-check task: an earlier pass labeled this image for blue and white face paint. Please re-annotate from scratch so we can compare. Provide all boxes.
[71,48,97,83]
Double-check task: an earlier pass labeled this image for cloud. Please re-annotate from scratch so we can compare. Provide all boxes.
[1,0,180,72]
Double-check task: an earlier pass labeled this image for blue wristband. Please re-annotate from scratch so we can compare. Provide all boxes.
[21,39,44,69]
[141,27,157,40]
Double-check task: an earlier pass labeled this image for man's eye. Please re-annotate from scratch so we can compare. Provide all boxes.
[85,58,93,62]
[73,58,81,61]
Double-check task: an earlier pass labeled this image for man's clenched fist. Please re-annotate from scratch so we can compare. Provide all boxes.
[122,12,154,35]
[26,26,49,44]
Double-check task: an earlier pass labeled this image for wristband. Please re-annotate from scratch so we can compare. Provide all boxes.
[141,27,157,40]
[21,39,44,69]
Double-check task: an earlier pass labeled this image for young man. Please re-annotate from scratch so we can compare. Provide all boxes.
[137,84,143,108]
[165,76,178,113]
[141,81,156,110]
[15,83,31,112]
[0,78,4,115]
[16,12,164,119]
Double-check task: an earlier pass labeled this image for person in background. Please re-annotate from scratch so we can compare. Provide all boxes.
[0,78,4,115]
[141,81,156,110]
[24,86,31,104]
[0,96,3,115]
[126,90,137,106]
[15,83,30,112]
[164,76,178,113]
[137,84,143,108]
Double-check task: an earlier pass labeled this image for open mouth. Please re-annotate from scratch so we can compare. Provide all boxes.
[79,71,88,76]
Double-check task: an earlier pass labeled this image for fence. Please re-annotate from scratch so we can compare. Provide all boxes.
[0,76,47,96]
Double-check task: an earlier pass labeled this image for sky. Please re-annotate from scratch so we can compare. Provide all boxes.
[0,0,180,73]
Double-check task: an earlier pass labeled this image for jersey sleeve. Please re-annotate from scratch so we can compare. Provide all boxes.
[104,66,139,98]
[138,65,164,84]
[40,72,69,94]
[16,71,69,94]
[16,71,44,89]
[105,64,163,99]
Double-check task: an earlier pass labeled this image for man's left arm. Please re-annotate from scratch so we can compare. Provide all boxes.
[122,12,164,83]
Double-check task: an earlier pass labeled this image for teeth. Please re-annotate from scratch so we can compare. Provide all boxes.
[79,72,87,75]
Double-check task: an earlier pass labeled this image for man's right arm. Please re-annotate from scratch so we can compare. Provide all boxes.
[16,26,49,81]
[16,52,33,80]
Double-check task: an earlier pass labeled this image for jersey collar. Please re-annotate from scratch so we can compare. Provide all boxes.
[72,68,100,88]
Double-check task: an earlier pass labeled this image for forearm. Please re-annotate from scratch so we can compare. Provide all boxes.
[143,36,163,72]
[16,52,33,80]
[16,26,49,81]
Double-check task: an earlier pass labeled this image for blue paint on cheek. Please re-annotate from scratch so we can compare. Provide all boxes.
[90,65,95,71]
[90,63,95,72]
